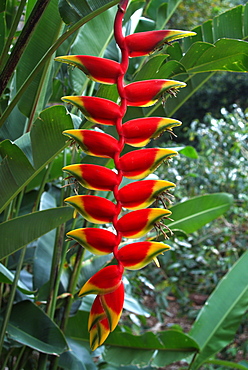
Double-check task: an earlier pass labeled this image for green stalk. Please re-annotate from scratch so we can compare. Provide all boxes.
[37,354,48,370]
[0,0,27,69]
[45,223,66,318]
[12,346,26,370]
[0,347,14,369]
[0,185,25,312]
[60,242,85,333]
[0,163,52,359]
[25,19,64,133]
[50,244,85,370]
[205,359,248,370]
[32,162,53,212]
[37,223,66,369]
[0,244,27,355]
[0,200,14,309]
[0,0,119,128]
[0,0,52,94]
[38,152,71,369]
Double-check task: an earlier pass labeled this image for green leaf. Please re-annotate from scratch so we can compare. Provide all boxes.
[165,193,233,233]
[59,338,96,370]
[205,359,248,370]
[177,145,198,159]
[33,192,57,290]
[66,311,199,367]
[212,5,243,40]
[16,0,63,118]
[0,263,35,295]
[58,0,118,25]
[188,39,248,73]
[0,300,68,354]
[145,5,248,117]
[190,250,248,369]
[134,55,168,81]
[0,105,73,213]
[145,0,181,29]
[104,330,199,367]
[0,207,73,260]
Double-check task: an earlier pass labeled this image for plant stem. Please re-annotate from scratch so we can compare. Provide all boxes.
[37,353,48,370]
[32,162,53,212]
[60,243,85,333]
[45,223,66,318]
[0,0,119,128]
[12,346,26,370]
[50,243,85,370]
[0,244,27,355]
[0,0,27,69]
[205,359,248,370]
[0,347,14,369]
[0,0,52,95]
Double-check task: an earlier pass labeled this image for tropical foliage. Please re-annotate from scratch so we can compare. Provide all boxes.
[0,0,247,369]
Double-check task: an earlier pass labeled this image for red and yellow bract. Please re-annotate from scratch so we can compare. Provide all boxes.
[63,129,119,158]
[63,164,119,191]
[55,55,122,84]
[122,117,182,147]
[118,179,176,210]
[125,29,196,57]
[124,79,186,107]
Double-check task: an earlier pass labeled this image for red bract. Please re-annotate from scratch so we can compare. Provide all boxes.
[63,129,119,158]
[100,282,124,331]
[63,164,119,191]
[118,241,170,269]
[64,195,116,224]
[55,55,121,84]
[116,208,172,238]
[125,29,196,57]
[79,265,123,296]
[118,179,175,210]
[123,117,182,147]
[124,79,186,107]
[61,96,122,125]
[67,227,117,255]
[60,0,194,350]
[119,148,178,179]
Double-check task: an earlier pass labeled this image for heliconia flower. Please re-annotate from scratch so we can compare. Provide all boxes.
[66,227,117,255]
[63,164,119,191]
[118,241,170,269]
[100,282,124,332]
[64,195,116,224]
[55,55,122,84]
[125,29,196,57]
[63,129,119,158]
[122,117,182,147]
[116,208,172,238]
[119,148,178,179]
[79,264,123,296]
[118,179,176,210]
[60,0,194,351]
[124,79,186,107]
[61,96,122,125]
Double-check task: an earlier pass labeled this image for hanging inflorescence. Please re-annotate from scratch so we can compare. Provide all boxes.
[56,0,195,351]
